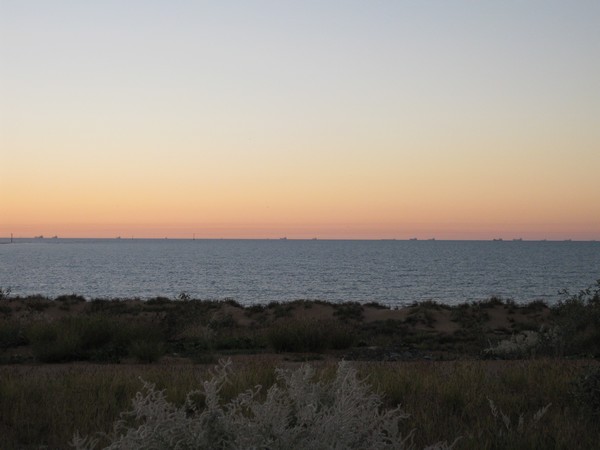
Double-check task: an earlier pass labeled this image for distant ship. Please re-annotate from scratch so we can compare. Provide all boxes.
[34,235,44,239]
[512,238,523,241]
[493,238,503,241]
[409,238,418,241]
[280,237,287,240]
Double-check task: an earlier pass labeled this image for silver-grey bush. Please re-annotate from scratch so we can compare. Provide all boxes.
[73,360,455,450]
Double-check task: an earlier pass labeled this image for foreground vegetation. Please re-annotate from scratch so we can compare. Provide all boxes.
[0,281,599,448]
[73,360,454,450]
[1,359,599,449]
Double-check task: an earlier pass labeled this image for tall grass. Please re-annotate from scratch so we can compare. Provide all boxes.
[552,280,600,356]
[267,319,354,352]
[363,359,598,449]
[1,359,599,449]
[73,360,448,450]
[26,316,164,363]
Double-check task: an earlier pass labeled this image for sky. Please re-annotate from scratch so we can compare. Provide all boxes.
[1,1,599,240]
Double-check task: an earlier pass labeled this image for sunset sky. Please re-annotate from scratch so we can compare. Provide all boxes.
[1,1,599,240]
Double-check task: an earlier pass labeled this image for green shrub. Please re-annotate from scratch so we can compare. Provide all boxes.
[26,317,165,363]
[128,339,165,364]
[552,280,600,356]
[89,300,130,314]
[222,298,242,308]
[333,302,364,322]
[483,326,560,359]
[0,322,27,349]
[208,313,236,329]
[0,287,11,300]
[571,365,600,417]
[146,297,172,305]
[268,319,354,352]
[27,321,83,363]
[364,301,389,309]
[268,319,328,352]
[327,322,356,349]
[246,304,266,314]
[269,302,294,318]
[27,300,51,311]
[55,294,86,304]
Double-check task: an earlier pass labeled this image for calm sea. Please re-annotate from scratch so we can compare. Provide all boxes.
[1,239,598,306]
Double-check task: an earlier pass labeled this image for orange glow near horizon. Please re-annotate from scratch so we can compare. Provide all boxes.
[2,141,599,240]
[2,135,598,240]
[1,2,599,241]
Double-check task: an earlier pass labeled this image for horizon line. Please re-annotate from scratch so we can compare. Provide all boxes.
[1,236,597,242]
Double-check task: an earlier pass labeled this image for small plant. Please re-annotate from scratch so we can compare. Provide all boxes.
[364,301,389,309]
[246,304,266,314]
[552,280,600,356]
[333,302,364,322]
[55,294,86,304]
[483,327,560,359]
[521,299,548,312]
[0,287,12,300]
[26,317,165,363]
[419,300,448,310]
[208,312,237,329]
[268,319,328,352]
[223,298,242,308]
[128,339,165,363]
[327,322,356,349]
[146,297,172,305]
[268,319,354,352]
[0,322,27,348]
[176,292,191,301]
[478,297,505,308]
[26,298,51,311]
[27,321,82,362]
[90,299,129,314]
[571,365,600,417]
[406,307,436,328]
[72,360,456,449]
[270,302,295,318]
[487,398,551,437]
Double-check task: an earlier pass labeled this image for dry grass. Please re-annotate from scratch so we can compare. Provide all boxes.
[1,359,599,449]
[1,287,599,448]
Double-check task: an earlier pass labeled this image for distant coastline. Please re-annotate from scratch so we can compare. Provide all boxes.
[1,236,598,242]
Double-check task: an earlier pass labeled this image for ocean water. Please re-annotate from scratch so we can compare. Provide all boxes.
[0,239,598,306]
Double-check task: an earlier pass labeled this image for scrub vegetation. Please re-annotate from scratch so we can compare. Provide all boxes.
[72,360,455,450]
[0,281,599,448]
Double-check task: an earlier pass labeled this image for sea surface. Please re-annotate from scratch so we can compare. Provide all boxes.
[1,239,598,307]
